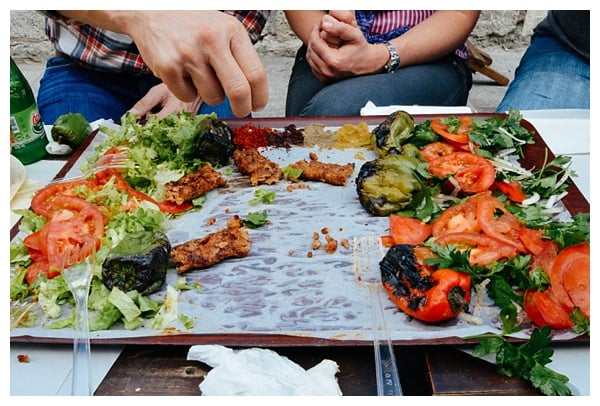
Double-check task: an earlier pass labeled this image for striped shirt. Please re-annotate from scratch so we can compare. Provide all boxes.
[43,11,270,75]
[358,10,468,59]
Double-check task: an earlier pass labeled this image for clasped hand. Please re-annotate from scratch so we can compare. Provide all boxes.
[306,11,387,83]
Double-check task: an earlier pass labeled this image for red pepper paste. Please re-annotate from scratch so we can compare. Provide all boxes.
[232,124,270,149]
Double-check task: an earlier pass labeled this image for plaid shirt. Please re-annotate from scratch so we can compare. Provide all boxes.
[358,11,469,59]
[43,11,270,75]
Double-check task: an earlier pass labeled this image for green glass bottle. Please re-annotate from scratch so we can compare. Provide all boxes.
[10,57,48,165]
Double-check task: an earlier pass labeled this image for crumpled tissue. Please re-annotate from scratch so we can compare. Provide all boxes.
[187,344,342,396]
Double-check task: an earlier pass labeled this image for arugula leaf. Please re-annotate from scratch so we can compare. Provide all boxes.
[541,213,590,249]
[473,327,571,395]
[243,211,269,228]
[467,108,534,156]
[520,153,575,200]
[411,119,441,147]
[249,188,276,205]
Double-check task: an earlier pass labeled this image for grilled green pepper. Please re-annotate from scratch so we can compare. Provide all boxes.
[371,110,415,157]
[356,153,423,216]
[51,112,92,148]
[102,231,171,295]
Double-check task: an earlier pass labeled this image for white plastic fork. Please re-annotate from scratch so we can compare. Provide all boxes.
[353,235,403,396]
[62,238,97,396]
[47,154,127,185]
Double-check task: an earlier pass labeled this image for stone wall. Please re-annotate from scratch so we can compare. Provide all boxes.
[10,10,547,63]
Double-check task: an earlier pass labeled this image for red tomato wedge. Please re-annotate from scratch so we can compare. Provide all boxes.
[94,169,192,214]
[523,289,548,328]
[30,179,94,218]
[434,232,519,266]
[529,289,574,329]
[529,239,558,275]
[25,259,50,286]
[387,214,432,245]
[518,227,546,255]
[419,141,457,162]
[428,152,495,194]
[550,242,590,317]
[431,194,481,237]
[493,180,526,203]
[476,193,524,251]
[549,243,590,317]
[561,255,590,318]
[42,196,104,274]
[430,116,472,145]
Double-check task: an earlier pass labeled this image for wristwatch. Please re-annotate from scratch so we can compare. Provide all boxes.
[383,41,400,73]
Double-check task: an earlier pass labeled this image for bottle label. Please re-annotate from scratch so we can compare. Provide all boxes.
[10,103,47,150]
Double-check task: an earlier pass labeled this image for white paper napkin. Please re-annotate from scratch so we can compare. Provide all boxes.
[360,100,473,116]
[187,345,342,396]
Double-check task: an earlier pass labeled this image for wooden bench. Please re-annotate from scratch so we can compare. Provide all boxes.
[466,40,510,86]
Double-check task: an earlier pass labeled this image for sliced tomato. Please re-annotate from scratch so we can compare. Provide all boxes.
[550,242,590,317]
[30,179,94,218]
[561,254,590,318]
[476,193,524,251]
[430,116,472,145]
[518,227,546,256]
[23,230,43,252]
[419,141,457,162]
[380,235,395,248]
[25,259,49,286]
[530,288,574,329]
[492,180,526,203]
[523,289,548,328]
[431,195,481,237]
[35,196,104,277]
[388,214,432,245]
[428,152,495,194]
[157,200,194,214]
[434,232,519,266]
[529,239,558,275]
[95,169,192,214]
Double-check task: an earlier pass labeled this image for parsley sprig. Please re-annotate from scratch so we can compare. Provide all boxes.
[472,327,572,396]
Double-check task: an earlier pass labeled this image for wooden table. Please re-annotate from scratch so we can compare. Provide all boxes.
[95,343,570,395]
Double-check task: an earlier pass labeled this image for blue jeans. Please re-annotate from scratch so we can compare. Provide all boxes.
[37,56,236,124]
[496,34,590,112]
[286,45,472,117]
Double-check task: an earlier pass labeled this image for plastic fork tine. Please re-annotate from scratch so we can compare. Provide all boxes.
[47,155,127,186]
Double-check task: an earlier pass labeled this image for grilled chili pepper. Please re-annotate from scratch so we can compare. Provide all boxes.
[380,244,471,323]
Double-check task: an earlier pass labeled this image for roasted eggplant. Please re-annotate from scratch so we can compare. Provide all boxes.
[102,231,171,295]
[196,117,236,166]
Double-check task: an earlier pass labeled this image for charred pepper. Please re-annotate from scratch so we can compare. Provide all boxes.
[371,110,415,157]
[102,231,171,295]
[379,244,471,323]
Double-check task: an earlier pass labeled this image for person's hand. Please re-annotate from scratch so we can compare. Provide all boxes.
[128,83,203,119]
[125,11,268,118]
[306,12,388,83]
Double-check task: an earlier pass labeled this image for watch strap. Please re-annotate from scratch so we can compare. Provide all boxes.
[383,41,400,73]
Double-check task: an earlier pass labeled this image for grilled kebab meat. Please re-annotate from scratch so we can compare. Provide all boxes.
[233,148,282,186]
[170,215,251,273]
[289,152,354,186]
[164,165,227,205]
